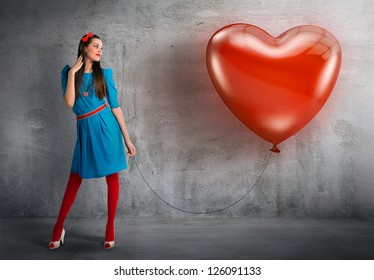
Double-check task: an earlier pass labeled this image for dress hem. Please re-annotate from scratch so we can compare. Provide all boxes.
[71,165,128,179]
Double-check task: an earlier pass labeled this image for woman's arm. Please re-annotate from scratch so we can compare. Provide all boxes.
[112,107,136,156]
[64,71,76,107]
[64,55,84,108]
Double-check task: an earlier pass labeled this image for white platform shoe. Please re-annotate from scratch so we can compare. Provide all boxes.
[49,228,65,250]
[104,229,115,249]
[104,240,115,249]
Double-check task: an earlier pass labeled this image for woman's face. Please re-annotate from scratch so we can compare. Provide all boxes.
[85,38,103,63]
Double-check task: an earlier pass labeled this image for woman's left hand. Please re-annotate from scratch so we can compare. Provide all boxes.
[126,140,136,156]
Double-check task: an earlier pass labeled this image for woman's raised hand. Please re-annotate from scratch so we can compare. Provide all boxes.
[70,55,84,74]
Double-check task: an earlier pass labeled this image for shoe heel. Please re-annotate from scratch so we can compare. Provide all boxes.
[61,229,65,245]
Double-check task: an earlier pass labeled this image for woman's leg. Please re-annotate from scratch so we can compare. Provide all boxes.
[51,172,83,242]
[105,172,120,242]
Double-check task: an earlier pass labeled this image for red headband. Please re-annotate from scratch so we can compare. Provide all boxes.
[81,32,93,42]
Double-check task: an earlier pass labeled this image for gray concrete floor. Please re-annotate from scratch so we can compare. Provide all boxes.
[0,217,373,260]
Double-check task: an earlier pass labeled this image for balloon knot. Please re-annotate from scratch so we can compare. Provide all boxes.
[270,144,280,153]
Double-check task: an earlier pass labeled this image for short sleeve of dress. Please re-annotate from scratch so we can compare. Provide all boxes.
[103,68,120,109]
[61,64,70,96]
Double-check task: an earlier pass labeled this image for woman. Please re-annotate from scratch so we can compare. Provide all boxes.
[49,32,136,250]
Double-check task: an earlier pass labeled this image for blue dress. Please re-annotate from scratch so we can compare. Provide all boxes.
[61,65,128,179]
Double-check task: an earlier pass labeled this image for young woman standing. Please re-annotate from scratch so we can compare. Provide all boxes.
[49,32,136,250]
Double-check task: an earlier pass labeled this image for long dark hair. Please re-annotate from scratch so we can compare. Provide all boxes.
[74,33,106,100]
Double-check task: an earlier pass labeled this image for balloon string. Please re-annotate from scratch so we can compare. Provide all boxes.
[130,151,272,215]
[270,144,280,153]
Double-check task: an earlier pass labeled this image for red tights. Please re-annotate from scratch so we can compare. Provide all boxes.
[52,172,119,242]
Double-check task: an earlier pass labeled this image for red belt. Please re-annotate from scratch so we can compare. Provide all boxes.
[77,103,107,120]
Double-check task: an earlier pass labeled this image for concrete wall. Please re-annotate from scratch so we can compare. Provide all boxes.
[1,0,373,218]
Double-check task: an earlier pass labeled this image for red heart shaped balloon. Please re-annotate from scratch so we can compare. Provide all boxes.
[206,24,342,152]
